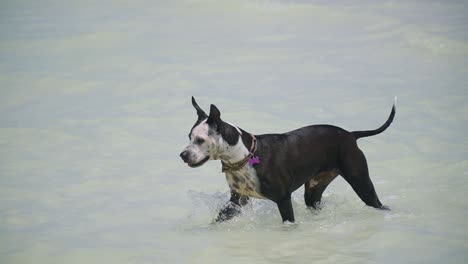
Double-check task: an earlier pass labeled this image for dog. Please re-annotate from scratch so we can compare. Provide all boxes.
[180,97,396,223]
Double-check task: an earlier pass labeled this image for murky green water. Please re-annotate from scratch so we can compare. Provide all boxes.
[1,1,467,263]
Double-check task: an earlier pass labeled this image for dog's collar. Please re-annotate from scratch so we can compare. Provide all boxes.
[221,134,258,173]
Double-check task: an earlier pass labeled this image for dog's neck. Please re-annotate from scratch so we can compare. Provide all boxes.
[218,134,250,164]
[217,125,256,164]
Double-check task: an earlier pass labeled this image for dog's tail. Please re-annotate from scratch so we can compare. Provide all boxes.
[351,97,397,140]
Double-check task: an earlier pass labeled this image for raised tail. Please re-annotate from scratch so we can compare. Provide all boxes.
[352,97,397,139]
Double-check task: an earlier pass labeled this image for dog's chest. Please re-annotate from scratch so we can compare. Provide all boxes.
[225,167,264,199]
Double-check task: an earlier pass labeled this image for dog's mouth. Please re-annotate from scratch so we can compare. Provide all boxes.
[188,156,210,168]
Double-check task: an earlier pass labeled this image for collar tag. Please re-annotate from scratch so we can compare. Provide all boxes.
[248,156,260,166]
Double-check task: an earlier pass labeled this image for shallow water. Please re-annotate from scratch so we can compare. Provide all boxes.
[1,0,467,263]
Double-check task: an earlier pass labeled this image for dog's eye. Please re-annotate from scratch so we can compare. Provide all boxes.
[195,137,205,145]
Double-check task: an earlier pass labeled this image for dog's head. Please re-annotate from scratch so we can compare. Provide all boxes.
[180,97,244,168]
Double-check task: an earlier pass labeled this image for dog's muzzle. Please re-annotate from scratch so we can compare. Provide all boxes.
[180,151,210,168]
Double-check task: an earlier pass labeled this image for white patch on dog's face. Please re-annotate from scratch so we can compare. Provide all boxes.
[182,118,251,168]
[182,120,220,167]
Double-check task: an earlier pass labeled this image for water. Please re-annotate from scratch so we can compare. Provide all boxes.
[1,0,467,263]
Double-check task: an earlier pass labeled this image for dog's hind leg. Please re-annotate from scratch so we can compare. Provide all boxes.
[215,190,249,222]
[304,170,339,209]
[339,147,389,210]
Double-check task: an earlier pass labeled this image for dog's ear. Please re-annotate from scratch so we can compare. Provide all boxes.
[207,104,221,130]
[192,96,207,120]
[207,104,239,145]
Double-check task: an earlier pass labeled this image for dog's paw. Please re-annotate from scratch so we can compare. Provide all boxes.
[214,202,242,223]
[379,205,391,211]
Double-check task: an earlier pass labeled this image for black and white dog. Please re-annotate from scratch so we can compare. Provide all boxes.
[180,97,396,223]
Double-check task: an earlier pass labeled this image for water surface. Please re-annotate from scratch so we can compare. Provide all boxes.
[1,1,467,263]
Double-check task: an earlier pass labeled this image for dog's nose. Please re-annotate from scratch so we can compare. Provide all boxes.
[180,151,189,163]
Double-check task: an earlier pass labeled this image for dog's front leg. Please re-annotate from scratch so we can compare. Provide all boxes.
[215,190,249,222]
[277,195,295,223]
